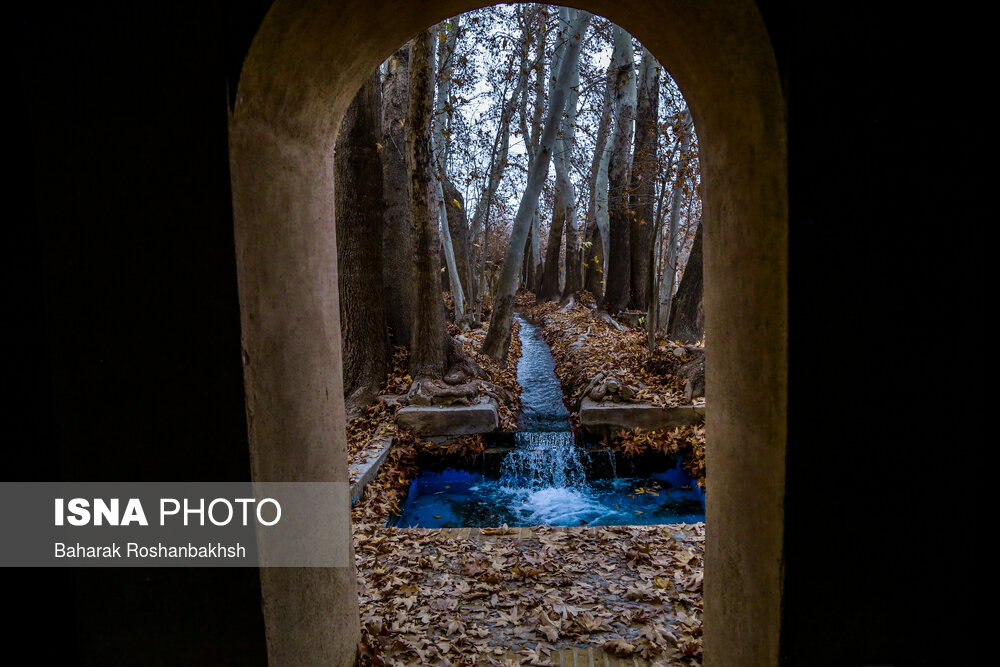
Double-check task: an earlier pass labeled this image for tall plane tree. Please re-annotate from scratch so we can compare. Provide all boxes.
[433,18,470,322]
[381,44,414,346]
[583,65,615,302]
[335,70,389,415]
[601,26,636,315]
[482,8,593,361]
[628,46,659,310]
[655,109,693,332]
[518,7,549,292]
[407,29,449,379]
[669,221,704,343]
[469,6,532,315]
[406,26,486,401]
[538,7,580,302]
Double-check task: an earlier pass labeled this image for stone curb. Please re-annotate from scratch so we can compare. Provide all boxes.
[349,436,393,505]
[579,398,705,435]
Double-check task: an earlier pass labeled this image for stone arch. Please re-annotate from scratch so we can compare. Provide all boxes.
[229,0,787,664]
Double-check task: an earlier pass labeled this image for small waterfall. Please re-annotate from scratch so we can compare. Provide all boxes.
[391,314,705,528]
[390,313,705,527]
[499,432,587,490]
[499,315,598,494]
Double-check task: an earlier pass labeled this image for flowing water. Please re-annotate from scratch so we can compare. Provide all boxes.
[390,315,705,528]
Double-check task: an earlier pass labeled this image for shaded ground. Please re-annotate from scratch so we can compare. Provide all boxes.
[348,319,523,485]
[355,524,704,665]
[352,296,705,665]
[528,296,701,409]
[526,295,707,488]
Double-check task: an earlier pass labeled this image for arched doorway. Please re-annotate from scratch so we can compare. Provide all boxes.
[229,0,787,664]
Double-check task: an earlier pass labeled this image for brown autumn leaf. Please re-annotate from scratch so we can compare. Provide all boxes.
[604,637,637,656]
[348,293,706,666]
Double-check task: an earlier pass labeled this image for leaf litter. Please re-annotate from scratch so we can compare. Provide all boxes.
[526,294,706,488]
[352,291,706,664]
[354,523,705,665]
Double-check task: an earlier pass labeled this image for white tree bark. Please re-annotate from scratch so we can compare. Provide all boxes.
[555,6,581,298]
[656,109,693,332]
[583,64,615,300]
[602,25,637,314]
[481,9,592,360]
[469,9,532,306]
[538,6,581,301]
[522,9,548,284]
[436,180,466,320]
[432,18,468,321]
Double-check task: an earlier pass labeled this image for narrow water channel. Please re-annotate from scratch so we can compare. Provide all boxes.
[390,315,705,528]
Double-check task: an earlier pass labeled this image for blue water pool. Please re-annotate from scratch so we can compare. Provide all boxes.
[389,457,705,528]
[391,315,705,528]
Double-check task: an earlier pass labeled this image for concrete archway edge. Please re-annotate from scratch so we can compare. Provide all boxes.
[230,1,787,664]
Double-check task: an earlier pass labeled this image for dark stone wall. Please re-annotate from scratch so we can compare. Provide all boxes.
[10,2,271,663]
[772,2,982,664]
[8,0,980,664]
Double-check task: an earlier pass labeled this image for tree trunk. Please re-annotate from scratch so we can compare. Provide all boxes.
[481,9,592,361]
[528,7,547,160]
[469,9,531,309]
[538,8,579,303]
[602,26,636,315]
[436,179,467,319]
[476,211,490,320]
[530,209,543,291]
[646,128,681,349]
[517,8,547,291]
[628,47,659,310]
[562,192,582,300]
[583,65,614,303]
[583,219,605,300]
[435,18,459,174]
[433,19,468,321]
[335,70,389,414]
[523,226,536,291]
[657,110,693,331]
[380,44,414,346]
[407,29,448,378]
[443,179,475,323]
[537,192,565,301]
[668,222,704,344]
[584,138,612,302]
[469,95,512,306]
[557,6,583,301]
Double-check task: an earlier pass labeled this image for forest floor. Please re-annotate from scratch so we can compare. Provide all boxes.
[347,316,522,487]
[354,523,704,666]
[525,293,706,488]
[350,292,707,664]
[528,294,694,408]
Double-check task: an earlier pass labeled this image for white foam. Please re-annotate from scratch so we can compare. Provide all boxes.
[506,486,605,524]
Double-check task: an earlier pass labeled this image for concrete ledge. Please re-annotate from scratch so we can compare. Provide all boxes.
[349,437,393,505]
[579,397,704,436]
[397,400,499,437]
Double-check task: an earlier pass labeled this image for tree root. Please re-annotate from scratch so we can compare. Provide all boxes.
[674,347,705,402]
[590,308,625,331]
[405,335,492,406]
[406,377,480,406]
[444,335,487,385]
